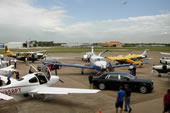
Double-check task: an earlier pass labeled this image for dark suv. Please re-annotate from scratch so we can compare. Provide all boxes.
[92,72,154,93]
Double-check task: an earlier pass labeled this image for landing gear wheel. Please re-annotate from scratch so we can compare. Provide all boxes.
[23,94,29,97]
[139,86,147,94]
[99,83,105,90]
[158,73,161,77]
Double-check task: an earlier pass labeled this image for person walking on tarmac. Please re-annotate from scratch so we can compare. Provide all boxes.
[14,59,17,68]
[124,85,132,113]
[163,89,170,113]
[115,86,125,113]
[129,64,134,75]
[88,74,93,88]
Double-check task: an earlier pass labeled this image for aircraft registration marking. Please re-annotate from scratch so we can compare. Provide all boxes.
[0,88,21,95]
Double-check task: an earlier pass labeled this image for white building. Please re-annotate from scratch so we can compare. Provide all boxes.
[5,42,28,48]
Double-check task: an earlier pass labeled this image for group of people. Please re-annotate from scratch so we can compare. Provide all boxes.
[116,85,132,113]
[116,87,170,113]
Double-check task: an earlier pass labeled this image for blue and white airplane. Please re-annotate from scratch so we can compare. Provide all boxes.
[43,47,135,74]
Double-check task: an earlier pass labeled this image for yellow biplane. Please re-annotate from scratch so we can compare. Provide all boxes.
[107,50,149,64]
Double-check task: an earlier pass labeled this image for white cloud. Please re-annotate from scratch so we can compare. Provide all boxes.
[0,0,170,43]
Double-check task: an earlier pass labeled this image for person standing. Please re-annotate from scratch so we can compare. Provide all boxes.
[163,89,170,113]
[129,64,134,75]
[6,77,11,85]
[0,77,3,86]
[9,58,11,66]
[88,74,93,88]
[25,57,28,65]
[14,59,17,68]
[115,86,125,113]
[133,64,136,76]
[124,85,132,113]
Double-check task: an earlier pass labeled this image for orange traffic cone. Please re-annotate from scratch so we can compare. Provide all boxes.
[99,106,102,113]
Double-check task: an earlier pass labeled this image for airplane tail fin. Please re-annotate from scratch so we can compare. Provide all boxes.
[140,49,149,58]
[98,50,108,56]
[5,46,14,56]
[91,46,94,54]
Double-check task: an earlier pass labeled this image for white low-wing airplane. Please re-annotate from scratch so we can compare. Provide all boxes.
[0,65,100,100]
[0,65,17,75]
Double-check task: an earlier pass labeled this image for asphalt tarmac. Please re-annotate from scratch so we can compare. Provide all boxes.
[0,51,170,113]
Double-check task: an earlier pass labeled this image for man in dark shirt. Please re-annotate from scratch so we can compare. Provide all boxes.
[124,85,132,113]
[0,77,3,86]
[163,89,170,113]
[6,77,11,85]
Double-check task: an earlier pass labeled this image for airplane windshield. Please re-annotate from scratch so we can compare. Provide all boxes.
[95,58,106,62]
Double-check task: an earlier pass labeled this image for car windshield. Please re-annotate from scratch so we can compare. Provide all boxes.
[126,73,136,79]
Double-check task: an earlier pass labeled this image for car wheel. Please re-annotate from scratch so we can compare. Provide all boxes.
[139,86,147,94]
[99,83,105,90]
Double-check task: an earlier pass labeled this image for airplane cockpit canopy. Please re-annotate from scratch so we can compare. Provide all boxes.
[37,64,51,80]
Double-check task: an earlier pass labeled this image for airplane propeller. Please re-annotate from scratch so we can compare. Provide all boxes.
[59,79,64,83]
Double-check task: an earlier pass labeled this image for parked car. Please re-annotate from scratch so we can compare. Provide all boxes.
[92,72,154,93]
[160,57,170,64]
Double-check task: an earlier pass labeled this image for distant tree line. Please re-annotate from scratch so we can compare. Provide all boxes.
[29,40,64,47]
[123,43,170,47]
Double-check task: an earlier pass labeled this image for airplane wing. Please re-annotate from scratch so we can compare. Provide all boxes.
[0,75,17,83]
[43,61,102,71]
[46,56,78,60]
[30,87,100,94]
[108,60,149,68]
[107,56,126,61]
[0,93,13,100]
[160,52,170,55]
[0,65,17,75]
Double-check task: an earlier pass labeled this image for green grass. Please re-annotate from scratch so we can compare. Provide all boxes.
[0,46,170,54]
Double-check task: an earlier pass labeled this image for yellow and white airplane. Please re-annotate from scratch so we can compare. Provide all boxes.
[107,49,149,64]
[5,46,46,62]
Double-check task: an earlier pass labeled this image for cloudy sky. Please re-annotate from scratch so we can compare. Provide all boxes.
[0,0,170,43]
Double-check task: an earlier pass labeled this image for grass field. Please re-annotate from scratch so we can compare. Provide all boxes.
[0,46,170,54]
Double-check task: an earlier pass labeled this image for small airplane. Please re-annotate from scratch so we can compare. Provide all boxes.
[152,64,170,77]
[106,49,149,64]
[82,46,108,62]
[5,46,46,62]
[160,52,170,64]
[43,46,108,74]
[0,65,100,100]
[0,65,17,76]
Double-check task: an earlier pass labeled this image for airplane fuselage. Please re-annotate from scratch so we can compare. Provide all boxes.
[90,55,107,70]
[0,73,59,96]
